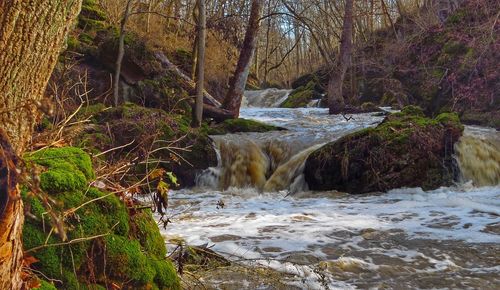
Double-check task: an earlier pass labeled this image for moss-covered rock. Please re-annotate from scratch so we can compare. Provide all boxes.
[207,118,285,135]
[130,209,166,259]
[27,147,94,194]
[304,107,464,193]
[282,80,322,108]
[22,147,180,289]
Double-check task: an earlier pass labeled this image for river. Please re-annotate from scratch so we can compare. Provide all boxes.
[159,89,500,289]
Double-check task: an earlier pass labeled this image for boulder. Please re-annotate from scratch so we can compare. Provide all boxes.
[304,106,463,193]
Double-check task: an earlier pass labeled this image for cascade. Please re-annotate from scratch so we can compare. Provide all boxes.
[196,91,500,193]
[455,127,500,186]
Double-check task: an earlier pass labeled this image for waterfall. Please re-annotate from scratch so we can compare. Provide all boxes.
[455,134,500,186]
[241,89,291,108]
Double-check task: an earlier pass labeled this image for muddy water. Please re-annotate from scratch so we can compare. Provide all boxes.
[159,91,500,289]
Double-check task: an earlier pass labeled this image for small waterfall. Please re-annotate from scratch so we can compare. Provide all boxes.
[307,99,321,108]
[455,135,500,186]
[242,89,291,108]
[196,136,306,192]
[263,144,323,193]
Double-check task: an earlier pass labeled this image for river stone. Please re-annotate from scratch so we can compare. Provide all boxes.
[304,106,463,193]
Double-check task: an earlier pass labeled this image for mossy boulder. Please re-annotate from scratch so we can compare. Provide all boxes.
[23,147,180,289]
[304,106,464,193]
[207,118,285,135]
[282,80,323,108]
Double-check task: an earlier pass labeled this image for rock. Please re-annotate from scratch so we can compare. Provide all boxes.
[281,80,323,108]
[305,106,464,193]
[23,147,180,289]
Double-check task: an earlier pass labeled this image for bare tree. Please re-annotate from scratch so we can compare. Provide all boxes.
[327,0,354,114]
[113,0,134,107]
[223,0,264,117]
[192,0,206,127]
[0,1,82,288]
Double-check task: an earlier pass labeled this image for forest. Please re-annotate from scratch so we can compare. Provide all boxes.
[0,0,499,289]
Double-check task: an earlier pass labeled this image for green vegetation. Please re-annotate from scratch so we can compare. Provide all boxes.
[22,147,180,289]
[281,80,321,108]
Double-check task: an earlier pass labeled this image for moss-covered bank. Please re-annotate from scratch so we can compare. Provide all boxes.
[305,106,464,193]
[74,103,217,187]
[23,147,180,289]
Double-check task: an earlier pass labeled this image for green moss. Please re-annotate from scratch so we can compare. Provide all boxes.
[208,118,283,135]
[435,112,463,129]
[79,33,94,45]
[22,146,179,288]
[105,235,156,284]
[29,147,94,180]
[151,259,181,290]
[23,223,61,278]
[282,80,319,108]
[131,210,165,259]
[78,0,107,32]
[400,105,424,116]
[34,280,57,290]
[87,187,130,236]
[26,147,94,195]
[22,191,46,220]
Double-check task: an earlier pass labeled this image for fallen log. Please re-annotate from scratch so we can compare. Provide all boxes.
[186,99,234,122]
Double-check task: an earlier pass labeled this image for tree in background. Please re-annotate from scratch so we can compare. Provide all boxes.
[223,0,264,117]
[0,1,82,288]
[192,0,206,127]
[113,0,134,107]
[327,0,354,114]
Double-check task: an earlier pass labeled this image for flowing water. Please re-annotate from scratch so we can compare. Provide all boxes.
[160,90,500,289]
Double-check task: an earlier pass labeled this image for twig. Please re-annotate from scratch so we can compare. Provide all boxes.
[25,223,119,253]
[93,139,136,157]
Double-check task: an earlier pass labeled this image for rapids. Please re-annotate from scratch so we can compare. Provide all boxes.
[159,90,500,289]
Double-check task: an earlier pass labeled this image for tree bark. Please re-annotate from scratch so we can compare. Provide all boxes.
[222,0,264,117]
[192,0,206,127]
[0,1,82,288]
[113,0,134,107]
[327,0,354,114]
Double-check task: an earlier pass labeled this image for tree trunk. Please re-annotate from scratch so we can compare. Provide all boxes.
[327,0,354,114]
[192,0,206,127]
[0,1,82,288]
[113,0,134,107]
[222,0,264,117]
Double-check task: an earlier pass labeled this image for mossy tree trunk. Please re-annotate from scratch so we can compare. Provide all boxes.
[222,0,264,118]
[0,0,82,288]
